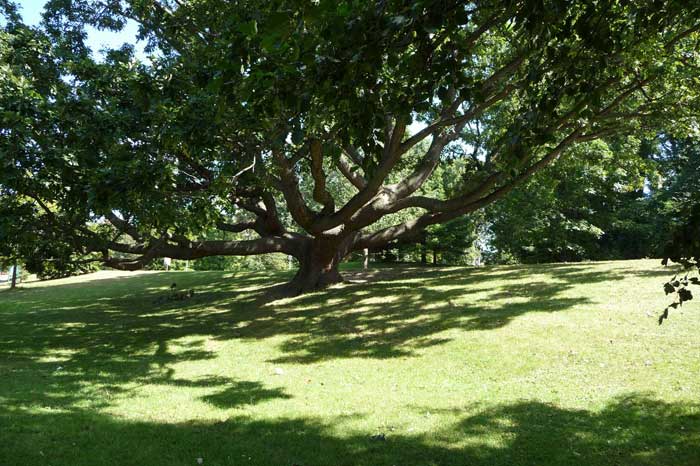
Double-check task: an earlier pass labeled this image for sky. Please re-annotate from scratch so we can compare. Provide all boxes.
[16,0,145,58]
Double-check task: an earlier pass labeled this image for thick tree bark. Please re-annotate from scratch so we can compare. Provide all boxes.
[10,262,17,290]
[284,237,351,293]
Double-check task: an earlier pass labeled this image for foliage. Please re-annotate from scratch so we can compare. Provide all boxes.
[485,137,658,263]
[0,194,100,279]
[657,147,700,322]
[425,217,480,264]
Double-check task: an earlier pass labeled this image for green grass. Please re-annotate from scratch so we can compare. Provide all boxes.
[1,259,698,466]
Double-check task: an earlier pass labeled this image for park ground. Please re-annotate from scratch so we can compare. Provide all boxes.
[0,259,699,466]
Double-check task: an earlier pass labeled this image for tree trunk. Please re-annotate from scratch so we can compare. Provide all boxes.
[10,262,17,290]
[421,238,427,264]
[363,248,369,270]
[286,238,346,294]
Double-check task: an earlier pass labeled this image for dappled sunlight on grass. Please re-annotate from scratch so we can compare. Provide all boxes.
[0,259,698,465]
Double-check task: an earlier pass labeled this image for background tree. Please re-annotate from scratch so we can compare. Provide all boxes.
[485,138,659,263]
[2,1,699,292]
[0,14,99,280]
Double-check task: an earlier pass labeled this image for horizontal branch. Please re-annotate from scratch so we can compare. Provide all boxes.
[216,221,257,233]
[104,233,307,270]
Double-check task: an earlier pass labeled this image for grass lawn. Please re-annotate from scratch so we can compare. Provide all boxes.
[1,259,699,466]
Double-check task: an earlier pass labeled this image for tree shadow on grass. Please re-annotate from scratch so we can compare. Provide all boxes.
[1,393,697,466]
[0,263,651,378]
[261,263,630,362]
[0,263,696,465]
[201,380,292,409]
[0,261,671,413]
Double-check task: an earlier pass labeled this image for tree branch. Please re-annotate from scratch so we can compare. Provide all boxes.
[352,129,585,250]
[104,233,306,270]
[271,149,317,231]
[335,153,367,190]
[308,117,408,234]
[309,139,336,213]
[216,220,257,233]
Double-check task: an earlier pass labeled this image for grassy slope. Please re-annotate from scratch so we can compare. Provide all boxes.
[0,259,698,466]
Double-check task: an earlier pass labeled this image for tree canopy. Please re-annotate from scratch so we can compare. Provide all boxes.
[1,0,699,292]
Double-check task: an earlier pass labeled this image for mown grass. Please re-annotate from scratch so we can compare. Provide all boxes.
[0,259,698,466]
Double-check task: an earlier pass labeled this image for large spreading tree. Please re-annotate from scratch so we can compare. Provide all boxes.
[1,0,699,292]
